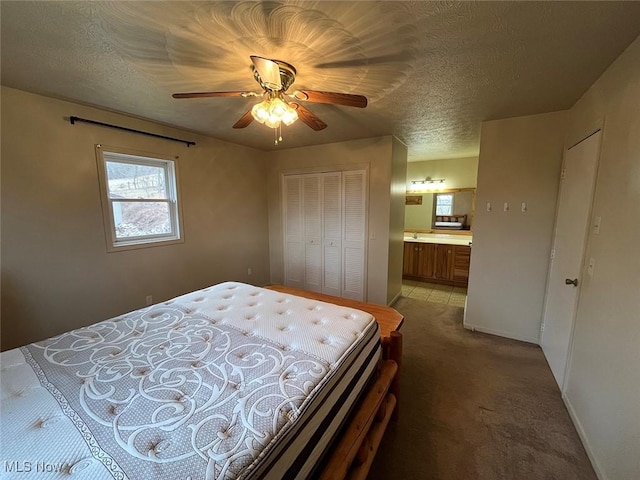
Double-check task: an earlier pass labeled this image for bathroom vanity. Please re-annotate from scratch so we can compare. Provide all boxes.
[403,234,472,287]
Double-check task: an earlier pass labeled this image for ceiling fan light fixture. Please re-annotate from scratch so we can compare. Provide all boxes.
[251,100,271,124]
[281,107,298,126]
[174,56,367,137]
[264,116,281,129]
[269,97,288,117]
[250,96,298,129]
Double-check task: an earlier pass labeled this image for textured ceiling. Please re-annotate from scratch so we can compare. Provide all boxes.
[2,1,640,161]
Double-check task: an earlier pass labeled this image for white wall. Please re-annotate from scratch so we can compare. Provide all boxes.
[464,37,640,479]
[387,137,408,304]
[465,111,568,343]
[406,156,478,190]
[1,87,271,350]
[405,156,478,230]
[266,136,405,305]
[561,37,640,480]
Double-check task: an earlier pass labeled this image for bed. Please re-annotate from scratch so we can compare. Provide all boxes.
[0,282,402,479]
[434,214,467,230]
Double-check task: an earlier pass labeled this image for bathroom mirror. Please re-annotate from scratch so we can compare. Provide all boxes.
[405,188,475,232]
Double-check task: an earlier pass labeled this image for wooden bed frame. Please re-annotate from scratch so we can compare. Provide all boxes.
[266,286,404,480]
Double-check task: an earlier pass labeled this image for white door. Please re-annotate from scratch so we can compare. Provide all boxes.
[541,131,601,389]
[322,172,342,297]
[283,170,367,300]
[303,175,322,292]
[283,176,304,289]
[342,170,367,301]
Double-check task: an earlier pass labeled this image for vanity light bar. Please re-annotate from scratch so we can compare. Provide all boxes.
[411,177,445,185]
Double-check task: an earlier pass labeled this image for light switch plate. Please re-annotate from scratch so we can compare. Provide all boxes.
[587,258,595,277]
[593,216,602,234]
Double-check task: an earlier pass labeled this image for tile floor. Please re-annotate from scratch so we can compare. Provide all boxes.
[401,279,467,307]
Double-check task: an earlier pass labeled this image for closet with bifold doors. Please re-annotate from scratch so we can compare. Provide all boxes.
[283,170,368,301]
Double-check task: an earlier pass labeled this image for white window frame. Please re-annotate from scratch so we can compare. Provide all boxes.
[96,145,184,252]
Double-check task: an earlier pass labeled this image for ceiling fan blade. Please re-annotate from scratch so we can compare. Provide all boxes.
[290,103,327,131]
[250,55,282,90]
[293,90,368,108]
[172,91,256,99]
[314,52,414,69]
[232,109,254,129]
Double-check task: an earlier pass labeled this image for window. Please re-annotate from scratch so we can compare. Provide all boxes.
[435,193,454,215]
[97,147,182,251]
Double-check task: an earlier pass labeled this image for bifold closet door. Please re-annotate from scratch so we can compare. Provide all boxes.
[342,170,366,301]
[322,172,342,297]
[303,175,322,292]
[283,176,304,289]
[283,170,367,301]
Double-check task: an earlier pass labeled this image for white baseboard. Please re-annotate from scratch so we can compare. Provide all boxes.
[462,322,540,345]
[562,393,607,480]
[388,290,402,307]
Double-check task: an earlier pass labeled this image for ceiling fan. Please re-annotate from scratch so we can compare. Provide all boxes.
[172,55,367,142]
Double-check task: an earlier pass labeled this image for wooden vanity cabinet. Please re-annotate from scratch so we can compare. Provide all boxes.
[402,242,414,276]
[403,242,470,287]
[452,245,471,285]
[404,242,432,277]
[434,245,454,281]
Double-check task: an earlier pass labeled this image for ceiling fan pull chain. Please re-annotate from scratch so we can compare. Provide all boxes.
[274,127,278,145]
[279,125,283,143]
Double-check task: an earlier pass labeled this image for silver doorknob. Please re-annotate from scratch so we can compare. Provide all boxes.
[565,278,579,287]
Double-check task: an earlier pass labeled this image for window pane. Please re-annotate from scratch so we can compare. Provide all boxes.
[112,201,172,239]
[106,161,167,199]
[436,194,453,215]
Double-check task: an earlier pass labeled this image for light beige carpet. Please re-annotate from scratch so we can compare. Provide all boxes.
[368,297,596,480]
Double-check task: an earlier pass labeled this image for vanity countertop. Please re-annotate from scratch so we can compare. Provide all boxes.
[404,233,472,246]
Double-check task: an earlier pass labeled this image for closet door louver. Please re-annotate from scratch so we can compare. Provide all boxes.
[342,170,367,301]
[303,175,322,292]
[283,176,304,289]
[322,172,342,297]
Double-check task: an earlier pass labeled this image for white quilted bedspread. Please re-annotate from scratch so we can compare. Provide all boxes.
[0,282,376,479]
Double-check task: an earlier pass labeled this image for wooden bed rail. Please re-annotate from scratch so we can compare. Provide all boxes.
[381,331,402,420]
[263,286,404,479]
[319,360,398,480]
[320,330,403,480]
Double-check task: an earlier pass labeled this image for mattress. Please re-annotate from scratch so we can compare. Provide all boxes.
[433,221,464,229]
[0,282,380,479]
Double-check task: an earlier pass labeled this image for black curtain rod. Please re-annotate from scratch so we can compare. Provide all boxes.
[69,116,196,147]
